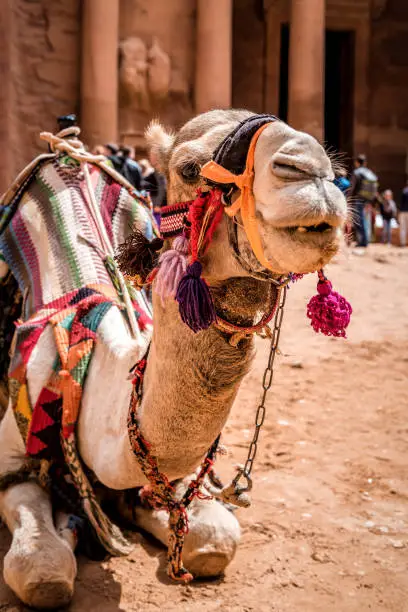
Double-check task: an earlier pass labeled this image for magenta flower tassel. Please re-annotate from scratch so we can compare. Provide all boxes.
[307,269,352,338]
[155,235,189,302]
[176,261,216,333]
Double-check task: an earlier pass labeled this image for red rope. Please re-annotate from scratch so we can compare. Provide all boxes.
[188,190,207,262]
[200,190,224,253]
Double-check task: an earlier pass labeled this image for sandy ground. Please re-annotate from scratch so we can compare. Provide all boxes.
[0,244,407,612]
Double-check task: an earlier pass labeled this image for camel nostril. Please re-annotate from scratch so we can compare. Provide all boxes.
[271,159,311,179]
[272,161,296,172]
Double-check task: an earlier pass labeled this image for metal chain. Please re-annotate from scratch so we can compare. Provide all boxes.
[232,284,287,493]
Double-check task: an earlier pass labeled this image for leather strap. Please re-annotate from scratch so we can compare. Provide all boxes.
[200,123,275,272]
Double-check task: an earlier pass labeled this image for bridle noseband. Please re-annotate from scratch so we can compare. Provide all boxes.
[162,115,292,287]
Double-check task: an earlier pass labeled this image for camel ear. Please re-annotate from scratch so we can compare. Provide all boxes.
[145,120,175,174]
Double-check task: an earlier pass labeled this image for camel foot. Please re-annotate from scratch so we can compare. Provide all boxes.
[1,483,77,609]
[3,527,77,609]
[179,497,240,578]
[184,551,232,578]
[124,493,241,578]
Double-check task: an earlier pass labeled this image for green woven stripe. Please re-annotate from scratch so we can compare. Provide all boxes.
[61,312,76,330]
[71,351,92,385]
[37,176,83,288]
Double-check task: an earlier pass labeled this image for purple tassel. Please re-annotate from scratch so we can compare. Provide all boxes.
[176,261,216,333]
[155,235,189,302]
[307,273,352,338]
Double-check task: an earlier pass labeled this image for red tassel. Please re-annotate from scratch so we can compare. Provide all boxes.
[307,269,352,338]
[199,189,224,253]
[189,190,207,262]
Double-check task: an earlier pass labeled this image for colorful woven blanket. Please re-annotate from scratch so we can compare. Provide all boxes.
[0,154,156,318]
[0,147,157,556]
[8,284,144,555]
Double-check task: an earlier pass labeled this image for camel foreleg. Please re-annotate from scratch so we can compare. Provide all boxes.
[0,482,78,609]
[119,477,241,578]
[0,407,77,609]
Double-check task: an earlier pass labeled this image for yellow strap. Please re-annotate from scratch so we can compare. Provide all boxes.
[200,123,275,272]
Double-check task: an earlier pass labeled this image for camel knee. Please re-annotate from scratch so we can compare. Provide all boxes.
[4,544,76,610]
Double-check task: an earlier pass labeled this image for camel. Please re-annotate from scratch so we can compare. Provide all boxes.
[0,109,347,609]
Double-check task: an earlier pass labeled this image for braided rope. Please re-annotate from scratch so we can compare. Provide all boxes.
[127,363,220,582]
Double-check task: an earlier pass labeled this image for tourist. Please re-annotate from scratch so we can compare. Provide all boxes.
[380,189,397,245]
[105,145,142,190]
[334,168,350,194]
[349,154,378,247]
[117,146,143,190]
[104,143,122,171]
[140,155,167,227]
[399,179,408,247]
[92,145,106,156]
[334,169,352,242]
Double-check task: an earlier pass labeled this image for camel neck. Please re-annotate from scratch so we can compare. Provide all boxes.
[211,277,275,327]
[136,279,267,478]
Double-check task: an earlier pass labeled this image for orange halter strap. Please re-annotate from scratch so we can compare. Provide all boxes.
[200,122,275,273]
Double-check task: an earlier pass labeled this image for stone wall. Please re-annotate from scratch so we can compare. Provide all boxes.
[1,0,407,198]
[0,0,81,192]
[118,0,196,149]
[368,0,408,195]
[0,0,196,191]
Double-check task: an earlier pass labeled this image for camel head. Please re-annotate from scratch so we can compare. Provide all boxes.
[146,110,347,278]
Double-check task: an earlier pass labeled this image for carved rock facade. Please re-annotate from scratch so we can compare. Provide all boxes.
[1,0,408,198]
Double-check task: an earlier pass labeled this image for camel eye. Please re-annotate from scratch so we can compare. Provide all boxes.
[179,162,201,183]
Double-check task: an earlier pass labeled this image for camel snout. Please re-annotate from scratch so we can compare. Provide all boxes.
[270,134,335,182]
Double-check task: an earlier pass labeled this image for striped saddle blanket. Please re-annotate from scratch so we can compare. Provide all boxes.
[0,145,158,556]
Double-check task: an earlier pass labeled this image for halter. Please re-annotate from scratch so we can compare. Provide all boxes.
[160,192,290,289]
[160,122,290,289]
[152,116,351,341]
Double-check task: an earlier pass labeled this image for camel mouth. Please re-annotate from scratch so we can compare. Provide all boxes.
[276,217,342,242]
[271,219,342,255]
[284,221,334,234]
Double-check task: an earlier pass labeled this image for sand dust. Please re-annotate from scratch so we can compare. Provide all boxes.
[1,245,407,612]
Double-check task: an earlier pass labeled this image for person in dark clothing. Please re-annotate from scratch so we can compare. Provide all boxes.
[104,143,123,173]
[399,179,408,246]
[349,154,378,247]
[379,190,397,245]
[104,143,119,157]
[104,144,142,190]
[139,157,167,227]
[118,146,143,190]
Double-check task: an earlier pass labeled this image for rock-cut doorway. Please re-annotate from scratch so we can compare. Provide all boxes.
[278,25,355,163]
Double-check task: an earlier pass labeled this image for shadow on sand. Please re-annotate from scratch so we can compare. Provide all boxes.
[138,528,225,591]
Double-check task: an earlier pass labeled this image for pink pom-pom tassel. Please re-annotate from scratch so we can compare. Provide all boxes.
[307,270,352,338]
[155,235,189,302]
